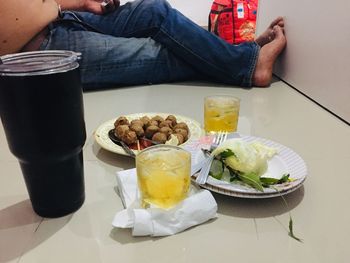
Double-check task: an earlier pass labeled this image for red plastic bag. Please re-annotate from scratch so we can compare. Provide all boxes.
[209,0,258,44]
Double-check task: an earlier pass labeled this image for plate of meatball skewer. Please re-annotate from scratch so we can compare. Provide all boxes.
[94,113,203,156]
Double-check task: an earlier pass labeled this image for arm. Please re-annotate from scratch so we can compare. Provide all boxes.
[56,0,119,15]
[0,0,59,55]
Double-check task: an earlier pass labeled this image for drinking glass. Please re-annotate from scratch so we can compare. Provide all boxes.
[204,95,240,133]
[136,145,191,209]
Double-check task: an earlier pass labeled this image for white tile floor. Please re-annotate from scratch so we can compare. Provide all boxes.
[1,79,350,263]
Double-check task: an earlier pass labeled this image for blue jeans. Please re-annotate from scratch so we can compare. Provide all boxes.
[41,0,259,89]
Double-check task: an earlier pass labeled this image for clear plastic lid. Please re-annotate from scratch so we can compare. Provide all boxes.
[0,50,81,76]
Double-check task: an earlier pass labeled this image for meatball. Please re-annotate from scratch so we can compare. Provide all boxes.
[164,120,174,128]
[114,116,129,128]
[159,126,173,137]
[140,116,151,127]
[174,128,188,141]
[151,115,164,124]
[152,132,167,144]
[159,121,170,128]
[174,122,189,132]
[130,124,144,137]
[115,124,129,139]
[130,119,144,128]
[166,115,177,126]
[146,120,158,128]
[122,130,138,145]
[145,125,159,139]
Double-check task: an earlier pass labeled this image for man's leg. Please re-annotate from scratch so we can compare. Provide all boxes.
[41,26,201,89]
[255,17,285,47]
[75,0,259,87]
[253,25,286,87]
[66,0,286,87]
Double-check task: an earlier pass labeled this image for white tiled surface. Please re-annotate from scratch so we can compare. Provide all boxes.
[1,79,350,263]
[256,0,350,123]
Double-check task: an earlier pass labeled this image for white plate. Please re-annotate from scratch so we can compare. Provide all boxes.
[189,135,307,198]
[94,112,203,156]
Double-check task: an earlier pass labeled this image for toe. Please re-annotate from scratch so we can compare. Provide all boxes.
[271,17,284,28]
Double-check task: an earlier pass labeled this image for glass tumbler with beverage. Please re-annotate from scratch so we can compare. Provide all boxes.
[204,95,240,133]
[136,145,191,209]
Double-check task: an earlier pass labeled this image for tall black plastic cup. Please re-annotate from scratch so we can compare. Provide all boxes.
[0,51,86,218]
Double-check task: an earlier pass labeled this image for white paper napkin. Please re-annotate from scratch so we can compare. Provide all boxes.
[112,168,217,236]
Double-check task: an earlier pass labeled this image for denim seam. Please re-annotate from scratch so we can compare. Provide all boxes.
[81,59,168,72]
[243,42,260,87]
[117,0,145,35]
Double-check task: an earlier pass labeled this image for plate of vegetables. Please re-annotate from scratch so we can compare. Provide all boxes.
[190,135,307,198]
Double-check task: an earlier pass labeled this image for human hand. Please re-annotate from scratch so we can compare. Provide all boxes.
[84,0,120,14]
[65,0,119,15]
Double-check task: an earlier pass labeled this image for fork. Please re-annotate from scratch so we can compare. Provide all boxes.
[195,131,228,185]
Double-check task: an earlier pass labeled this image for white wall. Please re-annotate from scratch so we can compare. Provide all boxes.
[256,0,350,123]
[120,0,212,26]
[167,0,212,26]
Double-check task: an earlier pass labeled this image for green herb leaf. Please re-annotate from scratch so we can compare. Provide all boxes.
[218,149,237,159]
[260,173,291,187]
[272,186,303,243]
[238,172,264,192]
[209,159,225,180]
[278,173,290,183]
[227,167,240,179]
[288,216,303,242]
[260,177,280,185]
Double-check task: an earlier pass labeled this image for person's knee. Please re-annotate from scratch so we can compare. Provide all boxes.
[134,0,170,25]
[139,0,170,14]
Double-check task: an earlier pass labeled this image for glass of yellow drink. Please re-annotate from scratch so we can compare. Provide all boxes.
[136,145,191,209]
[204,95,240,133]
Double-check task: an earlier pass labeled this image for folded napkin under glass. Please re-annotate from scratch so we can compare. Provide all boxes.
[112,168,217,236]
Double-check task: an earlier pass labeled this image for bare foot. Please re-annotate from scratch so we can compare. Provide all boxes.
[252,25,286,87]
[255,17,284,47]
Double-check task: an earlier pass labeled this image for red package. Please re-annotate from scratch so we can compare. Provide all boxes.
[209,0,258,44]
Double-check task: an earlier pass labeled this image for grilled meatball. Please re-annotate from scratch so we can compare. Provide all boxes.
[174,122,189,132]
[164,120,174,128]
[151,115,164,124]
[147,120,158,128]
[152,132,167,144]
[159,126,173,137]
[159,121,170,128]
[114,116,129,128]
[145,125,159,139]
[140,116,151,127]
[166,115,177,126]
[174,128,188,141]
[115,124,129,139]
[130,124,144,137]
[130,119,144,128]
[122,130,137,145]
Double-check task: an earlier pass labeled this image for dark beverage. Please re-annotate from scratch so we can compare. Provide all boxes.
[0,51,86,218]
